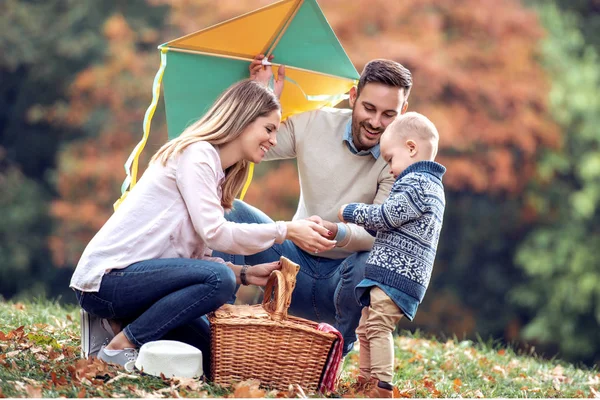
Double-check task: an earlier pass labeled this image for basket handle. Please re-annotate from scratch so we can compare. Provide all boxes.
[262,256,300,321]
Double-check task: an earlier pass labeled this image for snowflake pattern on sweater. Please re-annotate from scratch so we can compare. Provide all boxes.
[342,161,446,302]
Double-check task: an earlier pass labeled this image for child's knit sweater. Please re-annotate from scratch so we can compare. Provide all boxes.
[342,161,446,302]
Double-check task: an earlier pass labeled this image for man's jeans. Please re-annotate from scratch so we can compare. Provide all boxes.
[75,258,236,375]
[213,200,368,355]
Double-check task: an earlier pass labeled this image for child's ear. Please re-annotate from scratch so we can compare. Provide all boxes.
[406,139,418,156]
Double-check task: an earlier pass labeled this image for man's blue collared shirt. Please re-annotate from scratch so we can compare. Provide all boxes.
[343,121,381,159]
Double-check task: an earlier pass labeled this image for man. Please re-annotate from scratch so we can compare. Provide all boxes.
[215,55,412,355]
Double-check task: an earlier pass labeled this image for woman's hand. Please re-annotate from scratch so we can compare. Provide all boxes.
[306,215,337,240]
[285,220,336,254]
[246,261,282,286]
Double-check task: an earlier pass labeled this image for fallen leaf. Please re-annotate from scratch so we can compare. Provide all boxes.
[453,378,462,392]
[233,379,265,398]
[50,353,65,362]
[77,387,86,398]
[8,326,26,341]
[50,372,69,387]
[473,389,484,398]
[394,387,415,398]
[440,360,454,371]
[590,387,600,398]
[73,357,115,382]
[491,365,507,377]
[423,379,441,397]
[132,388,153,397]
[105,372,139,385]
[25,385,42,398]
[407,354,422,363]
[172,377,204,391]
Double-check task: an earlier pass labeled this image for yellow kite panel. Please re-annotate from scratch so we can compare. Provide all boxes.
[279,66,356,119]
[165,0,300,59]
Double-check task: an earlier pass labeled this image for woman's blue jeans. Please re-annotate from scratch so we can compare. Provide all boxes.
[213,200,368,355]
[75,258,236,375]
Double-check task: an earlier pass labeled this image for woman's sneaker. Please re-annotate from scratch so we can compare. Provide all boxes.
[98,346,139,372]
[80,309,115,358]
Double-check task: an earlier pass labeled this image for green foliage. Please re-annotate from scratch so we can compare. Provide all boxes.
[545,0,600,53]
[0,165,51,299]
[512,3,600,366]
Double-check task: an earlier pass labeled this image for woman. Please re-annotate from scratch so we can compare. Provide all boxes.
[70,80,336,371]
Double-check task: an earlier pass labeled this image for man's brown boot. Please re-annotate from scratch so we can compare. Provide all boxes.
[365,378,394,398]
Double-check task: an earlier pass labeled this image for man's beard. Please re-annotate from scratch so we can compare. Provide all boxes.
[351,120,384,151]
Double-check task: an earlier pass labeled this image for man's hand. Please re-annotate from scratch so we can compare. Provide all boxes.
[338,204,348,222]
[247,261,282,286]
[249,54,285,99]
[305,215,323,225]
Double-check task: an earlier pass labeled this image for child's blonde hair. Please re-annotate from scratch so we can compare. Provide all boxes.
[151,80,280,209]
[390,111,439,159]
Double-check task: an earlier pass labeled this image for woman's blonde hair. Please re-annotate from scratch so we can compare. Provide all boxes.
[151,79,280,209]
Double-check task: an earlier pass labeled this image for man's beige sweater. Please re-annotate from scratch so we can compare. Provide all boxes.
[266,108,395,259]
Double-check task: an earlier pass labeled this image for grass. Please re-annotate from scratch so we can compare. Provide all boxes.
[1,299,599,398]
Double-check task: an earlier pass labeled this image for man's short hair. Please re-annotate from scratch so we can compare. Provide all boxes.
[357,59,413,98]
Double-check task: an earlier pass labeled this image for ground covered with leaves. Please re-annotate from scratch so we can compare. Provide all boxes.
[1,300,599,398]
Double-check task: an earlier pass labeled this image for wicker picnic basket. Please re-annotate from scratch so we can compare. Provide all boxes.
[208,257,338,391]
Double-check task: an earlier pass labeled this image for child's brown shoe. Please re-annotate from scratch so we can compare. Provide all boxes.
[364,379,394,398]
